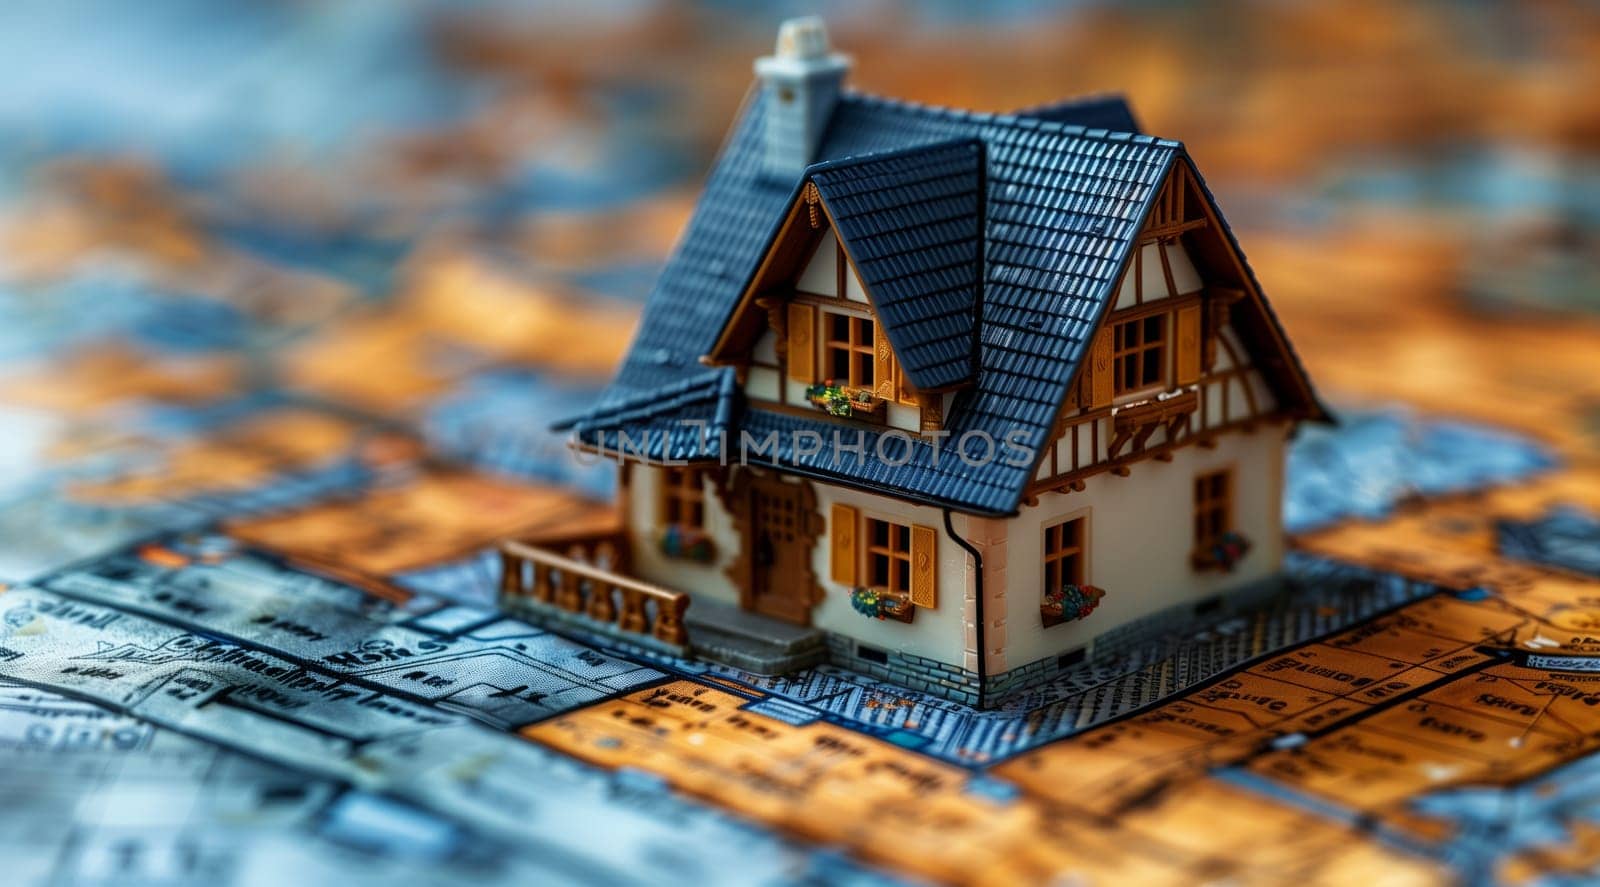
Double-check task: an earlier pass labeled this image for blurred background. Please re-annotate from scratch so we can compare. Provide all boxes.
[0,0,1595,570]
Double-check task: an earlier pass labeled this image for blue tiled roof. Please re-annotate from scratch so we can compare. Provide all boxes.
[808,140,984,391]
[562,368,735,464]
[567,89,1319,516]
[1011,94,1141,133]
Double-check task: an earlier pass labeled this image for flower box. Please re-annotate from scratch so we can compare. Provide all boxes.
[657,524,716,564]
[849,586,914,623]
[805,381,884,419]
[1041,584,1106,628]
[1191,531,1251,572]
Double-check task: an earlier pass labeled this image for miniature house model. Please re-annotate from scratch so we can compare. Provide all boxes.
[517,18,1328,707]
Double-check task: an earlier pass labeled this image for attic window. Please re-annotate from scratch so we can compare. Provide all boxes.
[1112,315,1166,394]
[824,311,876,389]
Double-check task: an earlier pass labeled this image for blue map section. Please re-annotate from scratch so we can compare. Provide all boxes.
[421,369,615,500]
[1284,408,1557,533]
[1498,506,1600,579]
[0,1,1589,884]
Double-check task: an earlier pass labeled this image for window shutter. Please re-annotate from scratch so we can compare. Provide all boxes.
[910,524,937,608]
[1083,331,1114,408]
[829,503,858,585]
[895,363,917,405]
[873,323,895,400]
[1175,304,1201,386]
[787,303,815,382]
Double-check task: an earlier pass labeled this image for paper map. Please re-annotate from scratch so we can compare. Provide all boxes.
[0,2,1597,885]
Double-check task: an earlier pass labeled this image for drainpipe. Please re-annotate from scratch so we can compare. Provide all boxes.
[943,509,985,709]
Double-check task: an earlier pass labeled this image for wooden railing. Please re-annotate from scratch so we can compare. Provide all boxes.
[520,524,629,574]
[498,540,689,646]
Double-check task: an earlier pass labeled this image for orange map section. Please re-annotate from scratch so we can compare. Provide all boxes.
[524,464,1600,885]
[227,468,614,598]
[524,680,1438,886]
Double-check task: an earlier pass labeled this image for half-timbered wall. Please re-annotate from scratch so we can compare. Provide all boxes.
[1028,167,1285,498]
[1033,314,1278,490]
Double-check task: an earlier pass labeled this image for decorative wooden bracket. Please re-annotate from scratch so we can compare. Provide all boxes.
[803,182,822,229]
[755,296,787,357]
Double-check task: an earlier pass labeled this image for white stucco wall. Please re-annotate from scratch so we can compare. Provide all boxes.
[626,465,973,666]
[991,422,1289,673]
[808,482,971,665]
[626,418,1287,677]
[796,230,838,295]
[625,465,742,608]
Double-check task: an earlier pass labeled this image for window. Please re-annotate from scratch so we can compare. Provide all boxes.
[1193,469,1233,549]
[865,516,912,595]
[1112,314,1167,394]
[1043,516,1086,593]
[660,467,705,529]
[823,311,876,389]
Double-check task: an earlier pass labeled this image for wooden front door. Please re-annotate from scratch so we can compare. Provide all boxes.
[743,474,817,625]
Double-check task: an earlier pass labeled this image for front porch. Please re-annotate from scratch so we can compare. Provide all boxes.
[497,515,824,674]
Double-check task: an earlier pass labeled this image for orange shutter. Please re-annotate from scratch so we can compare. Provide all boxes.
[830,503,859,585]
[873,323,895,399]
[1067,373,1085,410]
[1175,304,1201,385]
[787,303,815,382]
[910,524,937,608]
[895,363,917,405]
[1084,330,1114,408]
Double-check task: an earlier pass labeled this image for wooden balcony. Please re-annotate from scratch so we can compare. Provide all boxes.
[498,539,689,648]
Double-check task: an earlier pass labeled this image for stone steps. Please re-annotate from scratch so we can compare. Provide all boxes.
[685,598,826,676]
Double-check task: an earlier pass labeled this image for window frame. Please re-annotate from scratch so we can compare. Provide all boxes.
[1042,513,1089,594]
[1111,312,1169,396]
[1192,467,1234,550]
[863,514,913,596]
[659,466,706,530]
[820,308,877,391]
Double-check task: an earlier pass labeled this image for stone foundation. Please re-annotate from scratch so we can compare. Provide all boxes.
[986,573,1289,705]
[825,634,981,706]
[827,576,1286,709]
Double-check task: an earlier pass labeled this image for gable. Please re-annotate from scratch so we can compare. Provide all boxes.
[1161,158,1323,420]
[706,139,985,394]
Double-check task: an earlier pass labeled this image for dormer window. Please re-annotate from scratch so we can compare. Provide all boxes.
[824,311,877,389]
[1113,315,1167,395]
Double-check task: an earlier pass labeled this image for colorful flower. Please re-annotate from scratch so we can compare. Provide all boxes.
[1042,584,1105,625]
[850,587,883,618]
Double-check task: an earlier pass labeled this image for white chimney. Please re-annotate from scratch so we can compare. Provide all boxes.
[754,17,850,184]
